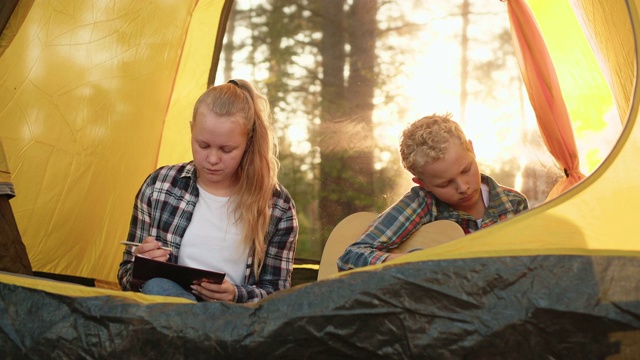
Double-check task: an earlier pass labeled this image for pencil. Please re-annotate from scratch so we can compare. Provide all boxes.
[120,240,171,251]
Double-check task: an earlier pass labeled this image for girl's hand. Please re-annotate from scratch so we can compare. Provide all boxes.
[191,278,236,302]
[134,236,170,262]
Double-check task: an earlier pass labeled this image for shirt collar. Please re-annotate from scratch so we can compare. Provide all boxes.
[481,173,516,218]
[180,161,197,181]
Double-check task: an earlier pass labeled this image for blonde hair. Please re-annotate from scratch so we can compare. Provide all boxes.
[399,113,472,178]
[193,79,279,275]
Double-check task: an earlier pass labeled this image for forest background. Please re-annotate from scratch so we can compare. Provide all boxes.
[213,0,619,260]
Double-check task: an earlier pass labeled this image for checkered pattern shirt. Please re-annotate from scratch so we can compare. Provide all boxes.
[117,162,298,303]
[337,174,528,271]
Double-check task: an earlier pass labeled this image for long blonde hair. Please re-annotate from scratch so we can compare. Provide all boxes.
[193,79,279,275]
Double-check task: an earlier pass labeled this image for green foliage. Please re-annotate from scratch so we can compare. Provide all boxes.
[218,0,541,260]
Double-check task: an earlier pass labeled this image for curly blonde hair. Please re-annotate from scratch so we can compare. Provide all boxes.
[193,79,279,276]
[400,113,472,178]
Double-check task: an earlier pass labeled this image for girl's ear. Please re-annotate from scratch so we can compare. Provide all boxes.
[468,139,475,156]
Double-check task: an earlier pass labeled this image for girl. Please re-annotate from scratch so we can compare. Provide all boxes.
[118,80,298,303]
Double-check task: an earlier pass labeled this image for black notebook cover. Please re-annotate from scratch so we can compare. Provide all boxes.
[131,255,226,292]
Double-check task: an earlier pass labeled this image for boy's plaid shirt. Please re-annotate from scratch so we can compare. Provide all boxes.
[337,174,528,271]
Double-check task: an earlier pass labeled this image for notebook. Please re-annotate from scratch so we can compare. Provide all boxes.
[130,255,226,292]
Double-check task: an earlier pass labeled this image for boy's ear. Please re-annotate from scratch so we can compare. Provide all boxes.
[412,176,428,189]
[468,139,475,155]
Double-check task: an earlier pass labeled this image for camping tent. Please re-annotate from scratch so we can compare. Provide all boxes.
[0,0,226,282]
[1,0,639,357]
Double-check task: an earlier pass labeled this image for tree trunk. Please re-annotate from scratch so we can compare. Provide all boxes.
[345,0,376,215]
[318,0,346,245]
[459,0,470,125]
[318,0,377,246]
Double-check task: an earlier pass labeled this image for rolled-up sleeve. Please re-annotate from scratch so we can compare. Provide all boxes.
[337,188,431,271]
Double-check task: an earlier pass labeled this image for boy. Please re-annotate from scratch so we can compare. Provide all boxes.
[337,113,528,271]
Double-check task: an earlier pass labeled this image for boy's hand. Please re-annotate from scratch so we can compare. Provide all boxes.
[384,253,405,263]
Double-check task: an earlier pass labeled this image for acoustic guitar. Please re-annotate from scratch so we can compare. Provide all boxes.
[317,212,465,280]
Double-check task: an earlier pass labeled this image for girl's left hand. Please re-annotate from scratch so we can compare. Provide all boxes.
[191,279,236,302]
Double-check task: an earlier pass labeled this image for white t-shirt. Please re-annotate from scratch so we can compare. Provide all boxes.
[178,184,248,285]
[474,183,490,229]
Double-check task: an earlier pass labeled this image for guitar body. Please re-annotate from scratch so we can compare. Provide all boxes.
[318,212,465,280]
[389,219,465,253]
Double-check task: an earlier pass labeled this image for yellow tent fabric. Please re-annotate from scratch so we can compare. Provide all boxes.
[0,0,638,288]
[508,0,586,200]
[529,0,628,175]
[569,0,635,126]
[0,271,190,304]
[0,0,222,282]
